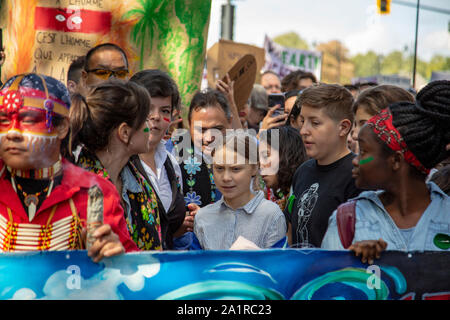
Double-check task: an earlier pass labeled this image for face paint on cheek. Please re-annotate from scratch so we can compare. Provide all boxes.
[359,156,374,165]
[163,117,171,123]
[143,127,150,133]
[23,133,58,153]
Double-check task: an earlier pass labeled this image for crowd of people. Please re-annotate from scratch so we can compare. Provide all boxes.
[0,43,448,265]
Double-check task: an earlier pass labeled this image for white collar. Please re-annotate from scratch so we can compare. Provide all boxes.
[154,141,169,171]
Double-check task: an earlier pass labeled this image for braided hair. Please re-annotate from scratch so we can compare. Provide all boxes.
[390,80,450,169]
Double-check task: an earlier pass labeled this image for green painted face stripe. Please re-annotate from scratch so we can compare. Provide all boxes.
[143,127,150,133]
[359,156,374,165]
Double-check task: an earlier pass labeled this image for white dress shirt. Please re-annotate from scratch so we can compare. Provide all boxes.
[141,141,183,213]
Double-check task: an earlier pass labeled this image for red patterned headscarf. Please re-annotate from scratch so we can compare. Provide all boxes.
[366,108,430,175]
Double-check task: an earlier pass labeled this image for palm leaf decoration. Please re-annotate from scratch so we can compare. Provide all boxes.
[123,0,162,70]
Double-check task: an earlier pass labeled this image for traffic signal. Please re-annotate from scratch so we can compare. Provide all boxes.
[377,0,391,14]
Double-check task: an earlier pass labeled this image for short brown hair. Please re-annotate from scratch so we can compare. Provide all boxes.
[299,84,354,122]
[352,84,415,115]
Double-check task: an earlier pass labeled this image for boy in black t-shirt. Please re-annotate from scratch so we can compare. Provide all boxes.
[284,84,361,248]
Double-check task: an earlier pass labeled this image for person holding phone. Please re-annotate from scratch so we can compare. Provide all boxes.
[260,93,289,131]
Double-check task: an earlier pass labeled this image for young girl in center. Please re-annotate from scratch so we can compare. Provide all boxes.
[192,132,287,250]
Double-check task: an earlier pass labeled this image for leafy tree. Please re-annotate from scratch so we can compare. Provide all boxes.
[381,51,404,75]
[316,40,354,84]
[403,55,428,79]
[273,32,310,50]
[351,51,380,77]
[426,55,450,78]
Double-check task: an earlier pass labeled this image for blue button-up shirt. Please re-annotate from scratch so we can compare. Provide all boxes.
[194,190,287,250]
[321,182,450,251]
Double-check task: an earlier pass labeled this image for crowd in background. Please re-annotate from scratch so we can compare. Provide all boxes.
[0,43,448,265]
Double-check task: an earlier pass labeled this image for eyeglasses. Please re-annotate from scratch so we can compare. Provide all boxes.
[86,68,129,80]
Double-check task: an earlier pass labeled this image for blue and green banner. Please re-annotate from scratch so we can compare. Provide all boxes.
[0,249,449,300]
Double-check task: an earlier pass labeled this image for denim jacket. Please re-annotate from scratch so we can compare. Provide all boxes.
[321,182,450,252]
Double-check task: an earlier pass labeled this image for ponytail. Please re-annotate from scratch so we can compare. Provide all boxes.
[69,92,91,153]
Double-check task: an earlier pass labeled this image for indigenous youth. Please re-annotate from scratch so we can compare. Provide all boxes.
[0,73,136,260]
[70,79,162,251]
[321,80,450,263]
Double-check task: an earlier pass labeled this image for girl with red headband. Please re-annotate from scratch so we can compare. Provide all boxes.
[321,81,450,263]
[0,73,137,261]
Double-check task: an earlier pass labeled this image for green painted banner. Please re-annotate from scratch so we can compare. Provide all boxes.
[0,0,212,116]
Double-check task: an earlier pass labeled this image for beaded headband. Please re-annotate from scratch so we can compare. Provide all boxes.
[0,74,70,132]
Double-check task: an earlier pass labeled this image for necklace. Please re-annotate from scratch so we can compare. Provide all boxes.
[11,176,55,221]
[7,157,62,179]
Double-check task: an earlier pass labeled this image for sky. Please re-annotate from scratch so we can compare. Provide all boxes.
[207,0,450,61]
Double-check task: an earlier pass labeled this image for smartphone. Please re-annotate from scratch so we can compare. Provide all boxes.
[268,93,285,117]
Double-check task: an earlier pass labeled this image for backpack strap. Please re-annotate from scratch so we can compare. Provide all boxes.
[336,200,356,249]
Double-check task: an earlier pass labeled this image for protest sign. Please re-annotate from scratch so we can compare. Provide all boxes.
[263,34,322,80]
[0,0,211,112]
[206,39,265,88]
[0,250,448,300]
[222,54,256,111]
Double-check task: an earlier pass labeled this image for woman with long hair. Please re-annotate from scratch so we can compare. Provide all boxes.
[70,79,162,251]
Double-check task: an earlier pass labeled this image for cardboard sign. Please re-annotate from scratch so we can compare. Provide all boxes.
[263,35,322,80]
[0,0,211,113]
[206,39,265,89]
[0,250,449,300]
[222,54,256,111]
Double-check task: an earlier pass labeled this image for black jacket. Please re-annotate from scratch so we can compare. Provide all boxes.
[130,155,185,250]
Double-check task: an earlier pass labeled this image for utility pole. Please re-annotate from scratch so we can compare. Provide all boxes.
[221,0,235,40]
[379,0,450,88]
[412,0,420,89]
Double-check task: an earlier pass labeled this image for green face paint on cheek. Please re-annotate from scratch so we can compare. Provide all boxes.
[359,156,374,165]
[143,127,149,133]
